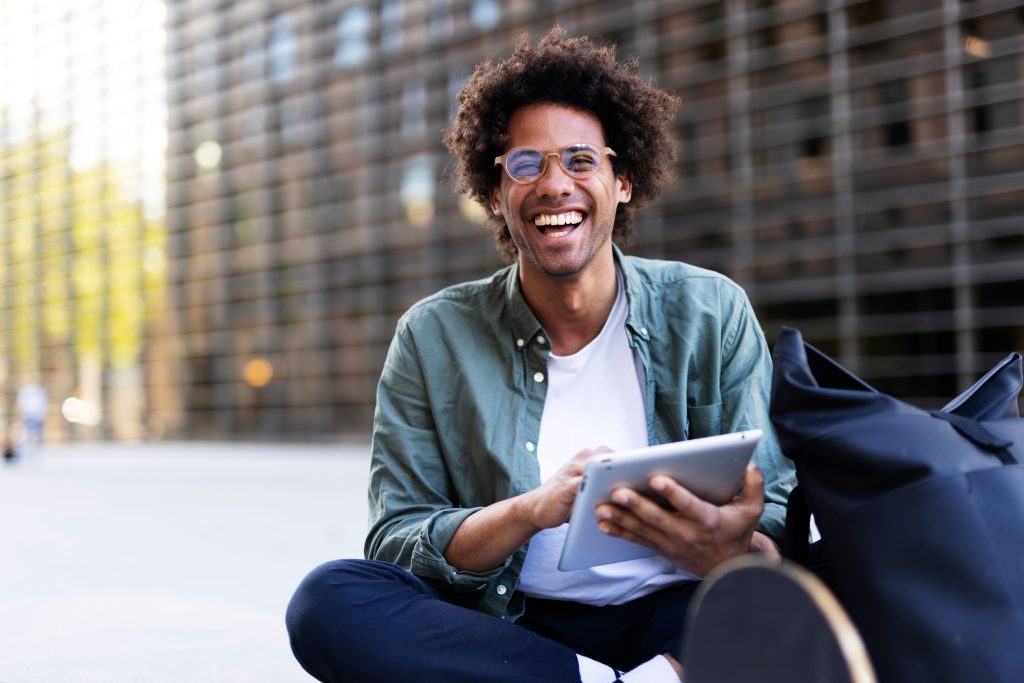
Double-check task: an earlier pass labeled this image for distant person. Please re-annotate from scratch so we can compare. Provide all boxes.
[17,382,48,455]
[287,28,794,682]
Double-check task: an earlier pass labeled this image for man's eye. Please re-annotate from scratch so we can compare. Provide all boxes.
[509,154,543,177]
[565,154,598,171]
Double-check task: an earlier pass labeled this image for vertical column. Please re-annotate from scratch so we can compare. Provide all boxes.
[726,0,755,291]
[828,0,858,371]
[209,4,236,438]
[942,0,974,389]
[96,2,113,440]
[308,0,339,435]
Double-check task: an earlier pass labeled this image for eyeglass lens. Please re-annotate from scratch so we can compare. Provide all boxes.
[504,145,603,182]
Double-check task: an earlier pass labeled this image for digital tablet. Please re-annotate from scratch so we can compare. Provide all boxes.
[557,429,763,571]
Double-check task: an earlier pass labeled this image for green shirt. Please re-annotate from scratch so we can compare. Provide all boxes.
[366,246,795,620]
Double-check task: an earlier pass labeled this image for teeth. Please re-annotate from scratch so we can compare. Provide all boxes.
[534,211,584,227]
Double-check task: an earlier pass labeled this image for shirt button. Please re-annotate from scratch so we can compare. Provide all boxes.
[516,338,525,348]
[525,441,535,452]
[536,335,546,345]
[640,327,649,336]
[533,372,544,383]
[496,584,507,595]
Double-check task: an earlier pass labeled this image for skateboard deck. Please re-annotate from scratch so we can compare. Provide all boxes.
[680,556,876,683]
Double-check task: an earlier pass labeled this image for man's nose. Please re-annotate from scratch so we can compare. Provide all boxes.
[535,153,575,197]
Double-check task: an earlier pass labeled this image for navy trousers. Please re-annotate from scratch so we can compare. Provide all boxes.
[286,559,697,683]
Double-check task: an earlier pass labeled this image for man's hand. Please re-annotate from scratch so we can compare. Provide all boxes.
[444,447,605,572]
[594,462,768,577]
[518,447,608,531]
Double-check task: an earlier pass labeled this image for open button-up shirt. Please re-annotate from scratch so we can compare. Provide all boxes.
[366,245,795,620]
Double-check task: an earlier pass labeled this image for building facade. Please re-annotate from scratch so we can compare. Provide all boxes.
[2,0,1023,441]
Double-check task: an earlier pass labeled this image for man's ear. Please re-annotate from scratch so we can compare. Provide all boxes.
[490,186,503,216]
[616,175,633,204]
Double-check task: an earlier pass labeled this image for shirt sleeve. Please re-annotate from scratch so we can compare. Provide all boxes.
[718,286,796,546]
[364,320,511,594]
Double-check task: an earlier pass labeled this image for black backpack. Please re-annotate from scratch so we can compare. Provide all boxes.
[770,327,1024,683]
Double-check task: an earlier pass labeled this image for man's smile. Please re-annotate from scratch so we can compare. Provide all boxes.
[534,210,584,228]
[529,209,589,238]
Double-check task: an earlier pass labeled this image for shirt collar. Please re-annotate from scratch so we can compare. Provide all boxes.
[503,260,545,349]
[614,244,652,342]
[502,244,652,349]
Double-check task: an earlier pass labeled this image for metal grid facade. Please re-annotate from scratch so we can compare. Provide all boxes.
[3,0,1022,441]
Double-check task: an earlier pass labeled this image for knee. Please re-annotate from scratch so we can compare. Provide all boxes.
[287,559,355,642]
[286,559,361,676]
[286,559,419,675]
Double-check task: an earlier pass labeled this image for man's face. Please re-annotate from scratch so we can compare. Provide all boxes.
[490,104,632,281]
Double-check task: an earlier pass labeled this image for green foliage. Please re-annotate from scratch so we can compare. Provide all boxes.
[0,129,166,377]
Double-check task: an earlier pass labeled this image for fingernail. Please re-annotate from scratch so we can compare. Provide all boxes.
[598,522,611,534]
[596,506,612,520]
[652,476,669,491]
[612,490,630,505]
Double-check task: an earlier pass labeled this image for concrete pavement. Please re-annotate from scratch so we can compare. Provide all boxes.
[0,441,371,682]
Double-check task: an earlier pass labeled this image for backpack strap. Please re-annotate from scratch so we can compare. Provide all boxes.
[784,485,812,567]
[929,411,1016,465]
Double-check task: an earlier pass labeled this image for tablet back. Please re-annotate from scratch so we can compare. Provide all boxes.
[557,429,762,571]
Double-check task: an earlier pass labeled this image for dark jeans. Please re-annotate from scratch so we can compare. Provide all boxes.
[286,559,697,683]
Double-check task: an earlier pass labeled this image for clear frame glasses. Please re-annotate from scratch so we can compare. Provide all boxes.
[494,144,616,184]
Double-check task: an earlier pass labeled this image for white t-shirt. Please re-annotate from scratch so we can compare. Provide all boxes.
[517,273,696,605]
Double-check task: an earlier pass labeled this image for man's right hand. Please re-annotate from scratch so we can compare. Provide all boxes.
[519,447,607,531]
[444,447,606,572]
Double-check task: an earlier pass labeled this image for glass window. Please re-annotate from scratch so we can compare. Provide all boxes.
[242,25,264,80]
[429,0,453,39]
[268,13,297,82]
[447,67,470,121]
[380,0,404,53]
[335,6,372,68]
[280,98,303,142]
[401,78,427,141]
[400,154,436,227]
[470,0,501,30]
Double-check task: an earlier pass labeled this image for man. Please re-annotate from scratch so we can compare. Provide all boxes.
[287,28,794,683]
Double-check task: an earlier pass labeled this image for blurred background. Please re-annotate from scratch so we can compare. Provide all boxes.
[2,0,1023,445]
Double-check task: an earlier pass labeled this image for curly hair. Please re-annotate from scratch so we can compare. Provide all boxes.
[442,27,680,260]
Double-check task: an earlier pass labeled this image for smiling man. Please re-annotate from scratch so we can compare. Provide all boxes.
[286,28,794,683]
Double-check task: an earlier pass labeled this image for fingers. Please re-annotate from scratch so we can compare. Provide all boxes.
[593,462,771,577]
[597,517,661,551]
[650,475,719,527]
[561,448,595,477]
[595,495,668,550]
[609,487,672,527]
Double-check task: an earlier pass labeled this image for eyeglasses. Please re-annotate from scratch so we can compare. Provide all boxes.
[494,144,616,184]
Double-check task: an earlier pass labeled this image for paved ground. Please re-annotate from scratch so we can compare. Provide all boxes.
[0,441,371,682]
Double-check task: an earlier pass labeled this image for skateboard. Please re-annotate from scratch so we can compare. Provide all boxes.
[680,556,876,683]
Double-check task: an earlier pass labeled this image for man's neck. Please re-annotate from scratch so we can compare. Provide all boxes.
[518,252,619,356]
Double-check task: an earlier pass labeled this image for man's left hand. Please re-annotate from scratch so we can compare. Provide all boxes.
[594,462,773,577]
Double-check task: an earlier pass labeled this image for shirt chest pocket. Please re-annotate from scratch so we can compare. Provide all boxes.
[686,402,723,439]
[655,391,723,442]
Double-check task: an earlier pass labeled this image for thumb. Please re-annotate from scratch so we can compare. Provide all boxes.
[737,462,765,507]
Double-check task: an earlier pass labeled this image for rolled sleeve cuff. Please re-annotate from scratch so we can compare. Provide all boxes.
[409,507,512,592]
